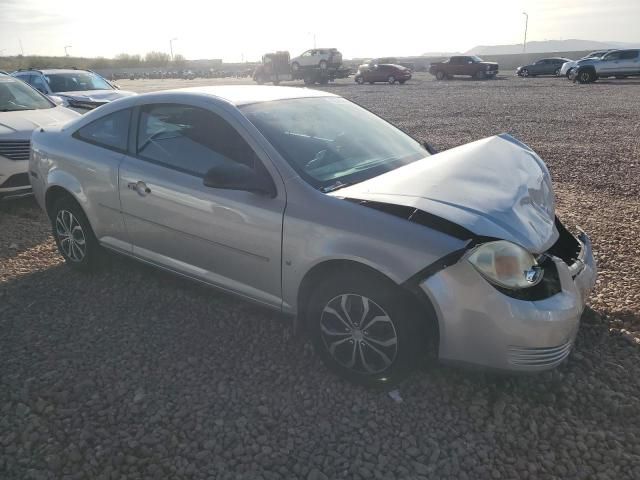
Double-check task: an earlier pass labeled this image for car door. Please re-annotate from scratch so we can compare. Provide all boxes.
[370,65,385,82]
[69,108,132,251]
[620,50,640,75]
[598,51,623,75]
[301,50,316,67]
[118,102,286,308]
[530,60,544,75]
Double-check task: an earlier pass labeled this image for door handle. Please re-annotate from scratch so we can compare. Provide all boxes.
[127,181,151,196]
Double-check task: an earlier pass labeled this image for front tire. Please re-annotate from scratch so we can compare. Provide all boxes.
[51,197,101,271]
[474,70,486,80]
[576,69,596,84]
[319,60,327,70]
[355,75,365,84]
[307,272,424,386]
[520,68,529,77]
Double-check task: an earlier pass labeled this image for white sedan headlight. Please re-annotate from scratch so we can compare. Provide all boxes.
[468,241,542,289]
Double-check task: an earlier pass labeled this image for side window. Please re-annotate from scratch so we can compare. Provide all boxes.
[620,50,639,60]
[30,75,48,93]
[75,109,131,152]
[604,52,622,61]
[136,104,258,177]
[301,50,312,57]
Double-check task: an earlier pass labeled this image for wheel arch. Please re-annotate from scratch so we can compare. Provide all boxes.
[45,185,83,220]
[295,259,440,352]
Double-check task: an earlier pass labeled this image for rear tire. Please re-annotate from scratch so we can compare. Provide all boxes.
[554,68,561,76]
[307,271,427,387]
[319,60,327,70]
[399,80,406,84]
[356,75,365,84]
[435,71,446,80]
[291,62,300,72]
[51,196,102,272]
[387,75,396,84]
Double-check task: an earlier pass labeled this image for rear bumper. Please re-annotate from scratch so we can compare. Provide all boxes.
[420,231,597,372]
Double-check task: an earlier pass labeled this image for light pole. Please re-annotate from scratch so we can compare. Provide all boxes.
[308,32,317,49]
[64,45,72,56]
[522,12,529,53]
[170,38,178,60]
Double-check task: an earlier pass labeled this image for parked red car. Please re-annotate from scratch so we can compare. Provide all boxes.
[355,64,411,85]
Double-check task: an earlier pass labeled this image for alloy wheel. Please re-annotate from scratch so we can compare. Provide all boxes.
[55,209,86,262]
[319,294,398,374]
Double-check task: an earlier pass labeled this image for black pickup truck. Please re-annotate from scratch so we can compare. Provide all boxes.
[429,56,499,80]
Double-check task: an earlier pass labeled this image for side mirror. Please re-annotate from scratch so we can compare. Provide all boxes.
[111,82,121,90]
[48,95,66,106]
[422,141,438,154]
[203,163,275,197]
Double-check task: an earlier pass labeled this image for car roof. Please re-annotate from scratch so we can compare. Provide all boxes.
[159,85,337,106]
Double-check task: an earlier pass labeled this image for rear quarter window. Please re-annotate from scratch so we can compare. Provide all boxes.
[74,109,131,152]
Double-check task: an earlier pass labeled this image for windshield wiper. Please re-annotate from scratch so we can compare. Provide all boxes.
[321,181,353,193]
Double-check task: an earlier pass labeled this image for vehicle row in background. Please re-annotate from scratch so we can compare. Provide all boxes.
[515,49,640,83]
[11,68,135,113]
[0,72,78,200]
[516,57,571,77]
[570,49,640,83]
[253,49,350,86]
[429,56,499,80]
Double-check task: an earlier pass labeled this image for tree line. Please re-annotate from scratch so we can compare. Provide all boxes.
[0,52,187,72]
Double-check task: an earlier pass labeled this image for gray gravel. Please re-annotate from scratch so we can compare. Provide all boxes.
[1,74,639,479]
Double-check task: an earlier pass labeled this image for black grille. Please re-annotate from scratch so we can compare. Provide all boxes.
[0,140,30,161]
[0,172,30,188]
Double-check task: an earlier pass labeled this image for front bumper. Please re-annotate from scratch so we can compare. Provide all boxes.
[0,156,32,199]
[420,230,597,372]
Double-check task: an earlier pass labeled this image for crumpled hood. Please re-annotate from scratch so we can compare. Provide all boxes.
[0,106,79,138]
[331,134,558,253]
[56,89,136,103]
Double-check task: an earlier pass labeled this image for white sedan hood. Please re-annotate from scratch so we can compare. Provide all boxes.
[0,106,79,139]
[333,134,558,253]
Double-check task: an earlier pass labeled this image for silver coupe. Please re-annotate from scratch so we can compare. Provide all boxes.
[30,86,597,385]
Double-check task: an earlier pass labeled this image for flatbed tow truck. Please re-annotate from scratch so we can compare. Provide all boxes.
[253,51,350,86]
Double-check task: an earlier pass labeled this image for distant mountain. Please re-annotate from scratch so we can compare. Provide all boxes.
[421,51,461,57]
[465,39,639,56]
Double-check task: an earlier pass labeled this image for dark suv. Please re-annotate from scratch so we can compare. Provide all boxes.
[355,64,412,85]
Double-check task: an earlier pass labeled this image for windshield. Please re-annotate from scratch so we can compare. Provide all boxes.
[45,72,113,93]
[470,56,484,62]
[242,97,428,192]
[0,76,53,112]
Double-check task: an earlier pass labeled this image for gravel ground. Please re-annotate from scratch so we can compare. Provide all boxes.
[1,73,639,480]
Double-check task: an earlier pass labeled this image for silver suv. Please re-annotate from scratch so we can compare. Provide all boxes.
[30,86,596,385]
[571,49,640,83]
[11,69,136,112]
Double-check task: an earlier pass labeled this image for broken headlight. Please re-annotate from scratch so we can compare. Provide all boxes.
[468,241,542,289]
